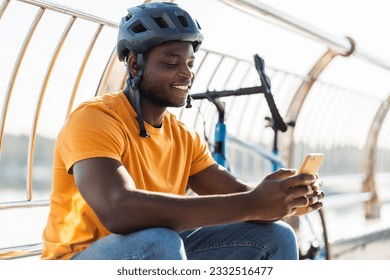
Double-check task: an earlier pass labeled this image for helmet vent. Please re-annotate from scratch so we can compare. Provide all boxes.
[177,16,189,27]
[153,17,169,28]
[195,20,201,30]
[132,23,147,33]
[125,14,133,21]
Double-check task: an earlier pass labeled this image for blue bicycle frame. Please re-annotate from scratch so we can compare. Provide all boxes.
[214,121,228,169]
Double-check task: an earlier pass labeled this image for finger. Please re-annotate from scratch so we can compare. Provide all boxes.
[290,185,312,198]
[266,168,297,180]
[311,178,323,191]
[307,190,324,204]
[318,190,325,199]
[295,201,323,216]
[293,195,309,207]
[312,181,320,191]
[309,195,319,205]
[312,190,325,200]
[306,201,323,213]
[284,173,316,190]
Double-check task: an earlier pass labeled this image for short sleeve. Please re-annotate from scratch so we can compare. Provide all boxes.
[58,106,126,172]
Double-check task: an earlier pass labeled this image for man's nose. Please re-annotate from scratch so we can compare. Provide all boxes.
[177,65,193,80]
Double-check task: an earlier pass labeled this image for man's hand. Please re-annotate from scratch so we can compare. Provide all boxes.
[293,177,324,216]
[248,169,321,221]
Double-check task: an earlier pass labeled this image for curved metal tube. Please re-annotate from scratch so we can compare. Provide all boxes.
[66,24,103,118]
[219,0,390,71]
[17,0,118,28]
[0,0,10,20]
[95,47,118,97]
[26,16,76,200]
[281,49,340,166]
[362,95,390,218]
[0,8,45,154]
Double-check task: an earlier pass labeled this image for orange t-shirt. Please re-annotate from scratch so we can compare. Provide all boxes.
[41,91,215,260]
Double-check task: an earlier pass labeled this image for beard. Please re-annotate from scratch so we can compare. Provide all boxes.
[139,87,179,108]
[137,75,187,108]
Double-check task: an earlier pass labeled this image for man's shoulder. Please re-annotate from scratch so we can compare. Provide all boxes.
[71,91,126,116]
[164,111,201,140]
[165,111,190,130]
[79,91,123,108]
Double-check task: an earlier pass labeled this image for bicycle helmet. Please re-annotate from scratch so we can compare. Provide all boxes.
[117,2,203,61]
[117,2,203,137]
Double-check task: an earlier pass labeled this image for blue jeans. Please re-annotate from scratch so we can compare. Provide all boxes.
[71,222,298,260]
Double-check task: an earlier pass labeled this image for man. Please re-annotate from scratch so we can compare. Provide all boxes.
[41,2,323,260]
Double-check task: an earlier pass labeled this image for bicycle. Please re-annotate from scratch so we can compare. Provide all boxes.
[190,54,330,260]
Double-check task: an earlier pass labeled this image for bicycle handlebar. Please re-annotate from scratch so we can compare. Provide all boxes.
[190,54,288,133]
[191,86,263,100]
[254,54,287,132]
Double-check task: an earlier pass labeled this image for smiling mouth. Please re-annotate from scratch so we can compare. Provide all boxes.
[172,84,190,91]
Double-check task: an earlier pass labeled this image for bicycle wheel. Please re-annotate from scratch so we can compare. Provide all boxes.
[295,209,330,260]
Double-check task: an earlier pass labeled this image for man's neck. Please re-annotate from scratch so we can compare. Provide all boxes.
[124,86,166,128]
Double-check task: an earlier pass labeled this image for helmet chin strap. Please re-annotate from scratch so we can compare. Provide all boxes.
[186,94,192,108]
[124,54,150,138]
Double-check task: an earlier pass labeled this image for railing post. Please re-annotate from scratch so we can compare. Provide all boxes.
[281,37,355,167]
[362,95,390,219]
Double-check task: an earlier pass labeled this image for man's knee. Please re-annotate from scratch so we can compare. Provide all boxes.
[274,221,297,240]
[244,221,298,259]
[144,228,184,250]
[132,228,186,259]
[268,221,298,259]
[75,228,186,260]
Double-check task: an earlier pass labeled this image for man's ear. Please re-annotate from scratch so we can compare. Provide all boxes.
[127,54,140,77]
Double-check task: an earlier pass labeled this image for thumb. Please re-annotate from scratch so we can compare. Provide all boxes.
[266,168,297,180]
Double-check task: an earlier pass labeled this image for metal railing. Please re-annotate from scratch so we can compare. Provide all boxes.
[217,0,390,219]
[219,0,390,71]
[0,0,118,207]
[2,0,388,208]
[0,0,119,259]
[1,0,390,259]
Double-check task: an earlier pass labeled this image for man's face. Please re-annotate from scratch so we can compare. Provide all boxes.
[139,41,195,108]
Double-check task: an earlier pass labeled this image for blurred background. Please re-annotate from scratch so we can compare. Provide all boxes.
[1,0,389,259]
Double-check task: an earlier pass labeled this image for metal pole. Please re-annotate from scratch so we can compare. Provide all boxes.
[16,0,118,28]
[0,0,10,20]
[67,24,103,118]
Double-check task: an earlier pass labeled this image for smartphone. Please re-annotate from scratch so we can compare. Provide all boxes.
[298,153,324,176]
[294,153,324,216]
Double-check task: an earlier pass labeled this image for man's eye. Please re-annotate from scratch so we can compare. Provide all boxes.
[164,62,177,67]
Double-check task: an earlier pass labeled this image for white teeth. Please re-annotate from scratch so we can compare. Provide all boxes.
[172,85,189,90]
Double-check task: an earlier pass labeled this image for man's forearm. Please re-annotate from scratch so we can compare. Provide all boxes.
[102,188,255,234]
